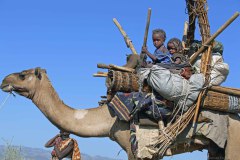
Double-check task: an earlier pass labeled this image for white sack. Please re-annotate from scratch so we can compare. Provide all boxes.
[139,65,205,111]
[193,53,229,86]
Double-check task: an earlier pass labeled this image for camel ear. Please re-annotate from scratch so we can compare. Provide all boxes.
[42,69,47,74]
[34,67,42,80]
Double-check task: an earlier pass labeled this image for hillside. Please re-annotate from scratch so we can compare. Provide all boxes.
[0,145,122,160]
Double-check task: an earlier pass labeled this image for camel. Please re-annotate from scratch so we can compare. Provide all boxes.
[1,67,240,160]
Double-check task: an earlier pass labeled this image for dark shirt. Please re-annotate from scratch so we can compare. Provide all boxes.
[171,53,187,64]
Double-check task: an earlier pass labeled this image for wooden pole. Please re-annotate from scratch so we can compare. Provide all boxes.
[191,0,212,136]
[143,8,151,47]
[113,18,138,55]
[190,12,239,64]
[192,45,212,128]
[97,63,111,69]
[209,86,240,97]
[186,0,196,47]
[182,21,189,49]
[109,64,135,73]
[93,73,108,77]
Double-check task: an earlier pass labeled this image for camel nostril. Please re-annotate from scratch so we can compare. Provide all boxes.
[0,83,6,89]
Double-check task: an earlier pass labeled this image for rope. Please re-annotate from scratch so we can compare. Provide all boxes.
[149,80,201,158]
[0,93,12,111]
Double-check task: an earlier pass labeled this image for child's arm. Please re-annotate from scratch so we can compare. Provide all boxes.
[142,46,157,62]
[45,134,60,148]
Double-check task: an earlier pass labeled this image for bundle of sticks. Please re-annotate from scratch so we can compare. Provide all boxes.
[150,104,196,157]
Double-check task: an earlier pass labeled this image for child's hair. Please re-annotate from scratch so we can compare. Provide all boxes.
[167,38,183,53]
[152,29,166,42]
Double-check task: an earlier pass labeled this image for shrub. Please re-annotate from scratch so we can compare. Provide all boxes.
[2,139,24,160]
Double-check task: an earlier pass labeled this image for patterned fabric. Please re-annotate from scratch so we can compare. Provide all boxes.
[72,139,81,160]
[108,92,135,121]
[229,95,240,112]
[57,138,81,160]
[108,92,172,122]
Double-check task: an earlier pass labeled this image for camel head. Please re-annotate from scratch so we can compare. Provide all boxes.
[1,67,46,98]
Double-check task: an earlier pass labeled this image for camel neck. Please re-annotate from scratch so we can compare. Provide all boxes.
[31,75,116,137]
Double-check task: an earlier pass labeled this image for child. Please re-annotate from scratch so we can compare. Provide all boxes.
[141,29,172,64]
[167,38,186,64]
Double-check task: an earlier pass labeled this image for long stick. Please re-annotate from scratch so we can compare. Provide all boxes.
[190,12,239,64]
[182,21,188,49]
[143,8,151,47]
[209,86,240,97]
[192,45,212,129]
[113,18,138,55]
[109,64,135,73]
[93,73,108,77]
[97,63,111,69]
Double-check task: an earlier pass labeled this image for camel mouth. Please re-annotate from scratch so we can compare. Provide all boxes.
[0,83,27,94]
[0,84,14,92]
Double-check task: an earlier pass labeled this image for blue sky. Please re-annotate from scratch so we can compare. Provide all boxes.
[0,0,239,159]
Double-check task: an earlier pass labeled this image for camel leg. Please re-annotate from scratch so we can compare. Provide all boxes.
[111,120,136,160]
[115,130,136,160]
[207,141,225,160]
[225,114,240,160]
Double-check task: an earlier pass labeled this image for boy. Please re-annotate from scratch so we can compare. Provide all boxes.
[141,29,172,64]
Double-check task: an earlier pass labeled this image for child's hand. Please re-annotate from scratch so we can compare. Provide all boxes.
[141,46,148,53]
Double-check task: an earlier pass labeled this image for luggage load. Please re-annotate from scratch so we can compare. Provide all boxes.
[138,65,205,111]
[104,68,240,114]
[92,2,240,158]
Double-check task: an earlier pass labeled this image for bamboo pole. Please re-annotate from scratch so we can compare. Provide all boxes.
[182,21,189,49]
[113,18,138,55]
[97,63,111,69]
[209,86,240,97]
[186,0,196,47]
[93,74,107,77]
[143,8,151,47]
[191,45,213,133]
[191,0,213,135]
[190,12,239,64]
[109,64,135,73]
[93,72,108,77]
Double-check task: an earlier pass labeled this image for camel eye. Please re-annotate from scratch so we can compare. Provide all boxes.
[19,73,25,80]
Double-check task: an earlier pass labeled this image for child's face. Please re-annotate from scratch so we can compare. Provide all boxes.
[167,42,177,54]
[152,33,164,49]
